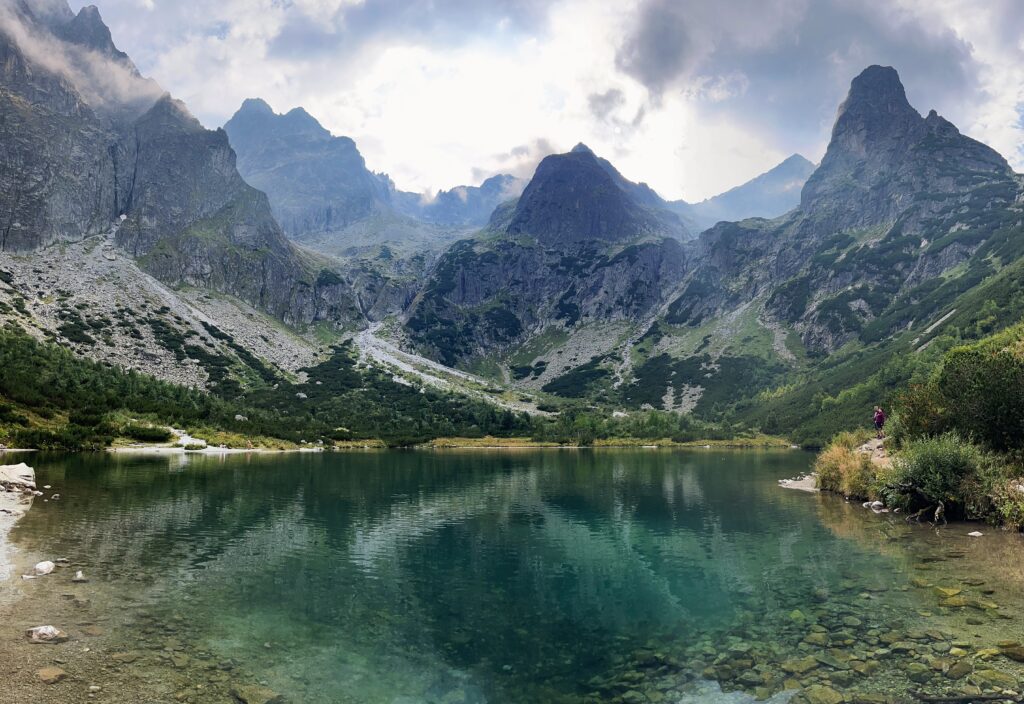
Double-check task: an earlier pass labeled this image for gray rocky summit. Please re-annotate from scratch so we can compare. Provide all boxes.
[0,0,361,326]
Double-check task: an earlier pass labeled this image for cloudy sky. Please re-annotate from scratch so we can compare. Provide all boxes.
[73,0,1024,201]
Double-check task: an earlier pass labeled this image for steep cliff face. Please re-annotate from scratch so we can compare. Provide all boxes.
[506,144,687,245]
[0,6,117,250]
[685,66,1022,354]
[799,65,1014,233]
[404,145,689,365]
[224,99,392,238]
[0,1,363,328]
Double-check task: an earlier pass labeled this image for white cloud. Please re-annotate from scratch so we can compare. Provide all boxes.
[73,0,1024,201]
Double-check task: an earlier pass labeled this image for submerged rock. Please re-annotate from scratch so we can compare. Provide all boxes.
[25,625,68,644]
[797,684,844,704]
[30,560,56,576]
[969,668,1018,690]
[229,685,284,704]
[36,666,67,684]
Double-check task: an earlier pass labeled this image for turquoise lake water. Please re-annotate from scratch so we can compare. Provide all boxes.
[6,450,1024,703]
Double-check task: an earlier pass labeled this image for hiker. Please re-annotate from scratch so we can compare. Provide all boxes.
[873,406,887,439]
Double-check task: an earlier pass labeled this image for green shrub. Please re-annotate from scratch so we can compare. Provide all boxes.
[814,440,877,498]
[882,411,908,451]
[122,423,173,443]
[881,433,983,510]
[891,382,948,443]
[992,479,1024,530]
[934,335,1024,451]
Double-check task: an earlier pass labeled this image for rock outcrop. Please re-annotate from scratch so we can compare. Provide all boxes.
[404,145,689,365]
[0,1,363,328]
[677,65,1022,353]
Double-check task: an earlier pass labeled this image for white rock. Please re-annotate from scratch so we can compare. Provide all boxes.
[870,501,884,510]
[967,531,984,537]
[30,560,55,576]
[72,570,88,583]
[25,626,68,643]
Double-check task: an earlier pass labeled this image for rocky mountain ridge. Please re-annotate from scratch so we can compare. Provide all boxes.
[224,98,526,257]
[0,1,364,328]
[403,143,691,366]
[400,65,1023,422]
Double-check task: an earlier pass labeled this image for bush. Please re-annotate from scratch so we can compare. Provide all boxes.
[934,337,1024,451]
[891,382,947,443]
[122,423,173,443]
[882,411,908,451]
[992,478,1024,530]
[829,429,873,451]
[881,433,983,510]
[815,441,877,499]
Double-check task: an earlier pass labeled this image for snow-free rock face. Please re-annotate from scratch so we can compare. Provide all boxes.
[685,65,1022,353]
[224,99,392,238]
[506,144,687,245]
[669,154,816,232]
[404,145,690,365]
[390,174,526,228]
[800,65,1014,232]
[0,2,362,328]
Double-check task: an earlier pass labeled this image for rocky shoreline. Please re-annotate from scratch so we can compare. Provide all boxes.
[0,463,37,582]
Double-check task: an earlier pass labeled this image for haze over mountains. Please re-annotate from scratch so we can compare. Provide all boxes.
[221,97,812,259]
[2,0,1023,444]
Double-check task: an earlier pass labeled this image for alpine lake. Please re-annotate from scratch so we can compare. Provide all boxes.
[1,449,1023,704]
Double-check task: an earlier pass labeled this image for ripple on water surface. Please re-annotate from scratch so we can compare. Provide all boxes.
[1,449,1022,703]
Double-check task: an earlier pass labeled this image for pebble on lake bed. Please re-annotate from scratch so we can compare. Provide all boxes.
[967,531,984,537]
[23,560,55,579]
[36,666,67,684]
[25,625,68,644]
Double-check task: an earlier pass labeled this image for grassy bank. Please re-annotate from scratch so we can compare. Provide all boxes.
[814,325,1024,529]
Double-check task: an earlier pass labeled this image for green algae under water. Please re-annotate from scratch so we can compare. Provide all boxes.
[5,449,1024,703]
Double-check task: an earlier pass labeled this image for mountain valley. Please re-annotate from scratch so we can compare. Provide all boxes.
[1,1,1022,449]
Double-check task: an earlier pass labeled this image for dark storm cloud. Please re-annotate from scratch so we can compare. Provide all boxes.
[614,0,983,155]
[614,1,697,99]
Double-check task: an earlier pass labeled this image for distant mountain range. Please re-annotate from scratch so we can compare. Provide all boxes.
[222,99,811,257]
[668,154,816,232]
[3,0,1022,445]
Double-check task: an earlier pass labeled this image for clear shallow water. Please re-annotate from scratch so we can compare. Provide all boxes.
[5,450,1024,703]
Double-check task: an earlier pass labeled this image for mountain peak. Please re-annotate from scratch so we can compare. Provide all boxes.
[506,146,684,245]
[239,97,274,115]
[800,64,1013,231]
[138,93,204,133]
[832,65,918,142]
[58,4,129,62]
[570,142,594,155]
[846,65,908,104]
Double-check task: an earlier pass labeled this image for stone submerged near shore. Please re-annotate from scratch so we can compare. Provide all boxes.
[1,463,38,581]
